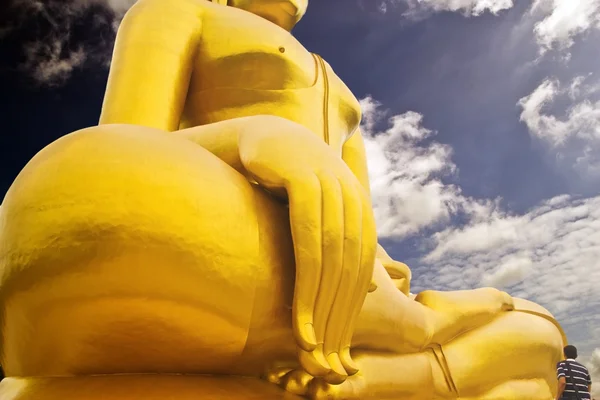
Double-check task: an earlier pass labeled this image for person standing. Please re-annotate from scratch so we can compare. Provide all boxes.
[556,345,593,400]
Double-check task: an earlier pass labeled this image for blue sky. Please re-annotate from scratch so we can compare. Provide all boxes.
[1,0,599,389]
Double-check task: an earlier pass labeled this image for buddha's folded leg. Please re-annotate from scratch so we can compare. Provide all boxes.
[0,124,299,379]
[353,277,523,355]
[352,259,432,353]
[352,274,520,354]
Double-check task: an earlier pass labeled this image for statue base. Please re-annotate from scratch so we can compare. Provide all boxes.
[0,374,303,400]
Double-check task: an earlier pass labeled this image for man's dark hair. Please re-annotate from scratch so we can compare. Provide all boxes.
[564,345,578,359]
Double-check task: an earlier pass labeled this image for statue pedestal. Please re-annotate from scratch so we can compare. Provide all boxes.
[0,374,303,400]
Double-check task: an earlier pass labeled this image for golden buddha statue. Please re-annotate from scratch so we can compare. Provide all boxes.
[0,0,566,399]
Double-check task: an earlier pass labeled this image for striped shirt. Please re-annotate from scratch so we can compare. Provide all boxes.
[557,359,592,399]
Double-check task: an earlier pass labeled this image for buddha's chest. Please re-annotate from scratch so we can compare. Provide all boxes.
[194,6,319,90]
[185,4,362,146]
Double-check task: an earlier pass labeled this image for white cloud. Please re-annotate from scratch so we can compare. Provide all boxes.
[531,0,600,55]
[518,76,600,180]
[480,255,532,288]
[361,96,498,238]
[404,0,514,16]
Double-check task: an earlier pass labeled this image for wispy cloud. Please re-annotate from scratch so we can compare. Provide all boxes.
[1,0,135,85]
[402,0,514,16]
[518,75,600,181]
[22,40,87,85]
[531,0,600,55]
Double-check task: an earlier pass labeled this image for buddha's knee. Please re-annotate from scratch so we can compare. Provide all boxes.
[1,123,279,301]
[1,124,265,270]
[0,124,282,377]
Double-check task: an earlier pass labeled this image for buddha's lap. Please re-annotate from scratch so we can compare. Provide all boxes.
[0,124,298,376]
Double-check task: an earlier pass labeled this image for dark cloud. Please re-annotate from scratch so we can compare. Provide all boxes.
[0,0,122,86]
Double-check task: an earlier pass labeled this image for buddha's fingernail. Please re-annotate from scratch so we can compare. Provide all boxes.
[313,344,331,374]
[340,347,359,375]
[302,322,317,349]
[324,352,348,385]
[299,345,331,377]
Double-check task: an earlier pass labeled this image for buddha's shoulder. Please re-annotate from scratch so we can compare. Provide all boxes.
[126,0,219,17]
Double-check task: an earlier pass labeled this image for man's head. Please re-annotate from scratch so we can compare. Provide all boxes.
[214,0,308,31]
[564,345,578,359]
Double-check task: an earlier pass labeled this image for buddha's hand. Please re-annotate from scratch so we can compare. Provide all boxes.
[238,119,377,383]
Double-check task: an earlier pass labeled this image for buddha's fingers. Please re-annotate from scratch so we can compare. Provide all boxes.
[322,181,362,385]
[300,171,345,376]
[339,194,377,376]
[288,175,323,353]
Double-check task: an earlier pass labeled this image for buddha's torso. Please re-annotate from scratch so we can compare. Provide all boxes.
[179,1,362,152]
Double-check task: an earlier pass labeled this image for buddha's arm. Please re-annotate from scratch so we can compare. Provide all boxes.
[177,120,249,176]
[341,130,371,202]
[99,0,202,131]
[342,130,412,293]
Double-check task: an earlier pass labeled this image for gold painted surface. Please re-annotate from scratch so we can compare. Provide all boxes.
[0,375,302,400]
[0,0,566,399]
